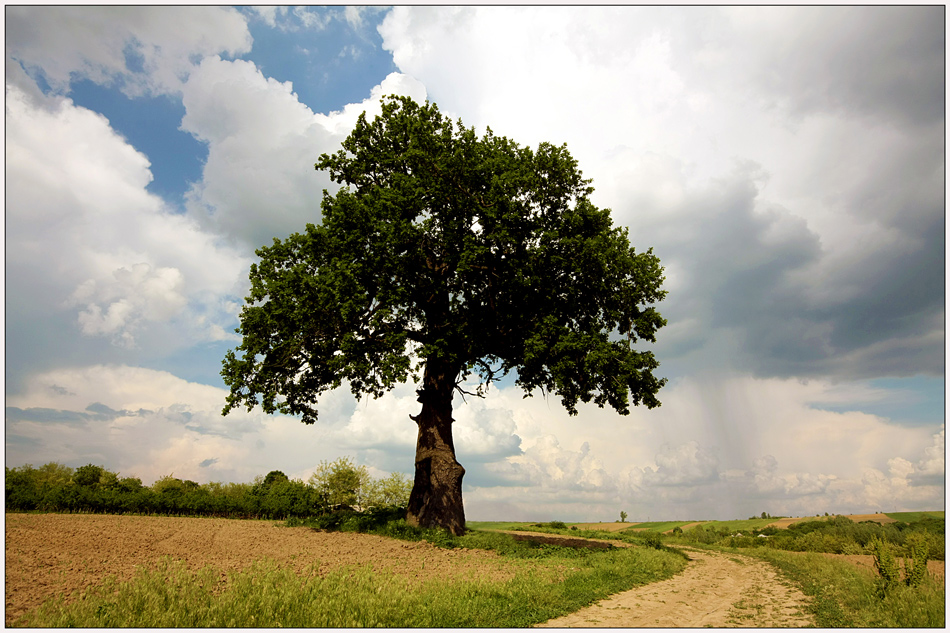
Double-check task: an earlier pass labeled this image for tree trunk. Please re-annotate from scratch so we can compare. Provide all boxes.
[406,357,466,535]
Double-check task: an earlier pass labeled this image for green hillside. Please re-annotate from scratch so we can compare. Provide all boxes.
[885,511,944,522]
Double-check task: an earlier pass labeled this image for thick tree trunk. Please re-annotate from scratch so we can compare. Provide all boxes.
[406,358,466,535]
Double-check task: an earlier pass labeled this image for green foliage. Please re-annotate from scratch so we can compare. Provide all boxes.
[308,456,370,510]
[6,459,410,521]
[904,533,930,588]
[885,510,944,522]
[221,94,667,422]
[363,471,413,510]
[73,464,106,487]
[262,470,289,487]
[870,537,901,594]
[642,532,663,549]
[620,510,628,523]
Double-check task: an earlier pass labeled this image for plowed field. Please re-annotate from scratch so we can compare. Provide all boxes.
[4,513,516,626]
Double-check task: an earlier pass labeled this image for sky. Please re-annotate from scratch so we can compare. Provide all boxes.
[5,6,945,522]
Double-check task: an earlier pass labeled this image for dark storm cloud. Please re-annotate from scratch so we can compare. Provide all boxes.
[671,6,945,129]
[644,6,945,382]
[651,155,943,381]
[5,403,151,426]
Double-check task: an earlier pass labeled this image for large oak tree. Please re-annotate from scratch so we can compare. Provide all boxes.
[222,96,667,535]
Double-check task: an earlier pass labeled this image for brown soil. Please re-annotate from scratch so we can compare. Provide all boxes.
[503,531,615,549]
[4,513,516,626]
[538,547,814,628]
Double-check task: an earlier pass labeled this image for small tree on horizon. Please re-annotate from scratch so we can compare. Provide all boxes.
[222,96,668,535]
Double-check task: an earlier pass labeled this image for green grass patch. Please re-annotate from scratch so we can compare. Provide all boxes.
[744,548,944,627]
[15,531,687,627]
[466,520,534,531]
[621,520,694,532]
[885,511,944,523]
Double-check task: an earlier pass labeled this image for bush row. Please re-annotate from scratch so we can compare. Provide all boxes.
[5,460,410,520]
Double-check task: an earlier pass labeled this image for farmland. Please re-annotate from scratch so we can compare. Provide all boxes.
[5,513,686,627]
[6,511,944,627]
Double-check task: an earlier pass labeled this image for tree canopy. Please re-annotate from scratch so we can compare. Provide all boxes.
[222,95,667,533]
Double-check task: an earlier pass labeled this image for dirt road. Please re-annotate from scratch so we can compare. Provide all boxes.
[538,547,814,628]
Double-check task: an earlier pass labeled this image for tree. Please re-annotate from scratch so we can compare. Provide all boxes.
[364,471,413,510]
[308,457,370,510]
[73,464,105,488]
[620,510,628,523]
[222,96,667,535]
[260,470,290,489]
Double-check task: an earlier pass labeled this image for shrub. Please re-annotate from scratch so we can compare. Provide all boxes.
[643,533,663,549]
[904,533,930,588]
[870,537,901,594]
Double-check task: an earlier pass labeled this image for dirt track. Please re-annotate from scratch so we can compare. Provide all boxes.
[538,547,814,628]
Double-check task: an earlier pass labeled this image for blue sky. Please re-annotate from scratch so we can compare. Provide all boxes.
[5,6,945,521]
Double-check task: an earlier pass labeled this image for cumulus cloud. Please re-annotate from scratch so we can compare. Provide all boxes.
[5,6,252,97]
[5,81,251,378]
[459,374,943,520]
[641,441,720,487]
[181,57,426,247]
[6,365,322,485]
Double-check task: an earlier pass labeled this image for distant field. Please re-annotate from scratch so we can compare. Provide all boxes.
[466,521,534,531]
[617,521,694,533]
[768,513,907,529]
[694,518,777,533]
[468,511,943,535]
[886,511,944,522]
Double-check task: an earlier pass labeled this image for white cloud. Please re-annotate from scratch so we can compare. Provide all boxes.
[6,365,342,486]
[6,82,251,352]
[458,374,943,520]
[6,6,252,97]
[181,57,426,248]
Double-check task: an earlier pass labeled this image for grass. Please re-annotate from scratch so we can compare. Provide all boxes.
[15,528,687,627]
[691,518,777,533]
[618,520,695,532]
[886,511,945,522]
[466,520,534,531]
[742,547,944,627]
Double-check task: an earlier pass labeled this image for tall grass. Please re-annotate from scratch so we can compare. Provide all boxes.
[745,548,944,627]
[15,535,686,627]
